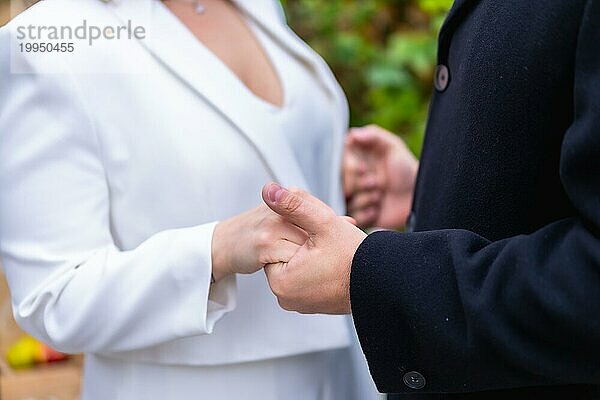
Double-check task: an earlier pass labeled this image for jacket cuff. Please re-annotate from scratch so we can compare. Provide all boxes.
[350,231,404,392]
[350,230,468,394]
[169,222,236,337]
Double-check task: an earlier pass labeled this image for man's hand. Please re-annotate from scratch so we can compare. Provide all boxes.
[261,183,367,314]
[343,125,419,229]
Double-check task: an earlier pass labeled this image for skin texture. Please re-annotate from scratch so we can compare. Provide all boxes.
[343,125,419,229]
[262,183,367,315]
[162,0,283,106]
[211,205,307,281]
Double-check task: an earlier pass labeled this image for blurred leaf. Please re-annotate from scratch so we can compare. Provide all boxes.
[285,0,453,157]
[418,0,454,15]
[367,64,411,88]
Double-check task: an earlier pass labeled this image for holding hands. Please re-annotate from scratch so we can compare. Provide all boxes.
[212,124,418,314]
[211,204,308,281]
[210,185,364,314]
[257,125,419,314]
[261,183,367,314]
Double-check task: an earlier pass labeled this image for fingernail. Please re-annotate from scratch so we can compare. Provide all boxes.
[267,183,287,203]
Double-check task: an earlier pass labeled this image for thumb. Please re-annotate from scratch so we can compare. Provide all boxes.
[348,127,379,146]
[349,126,393,151]
[262,183,334,235]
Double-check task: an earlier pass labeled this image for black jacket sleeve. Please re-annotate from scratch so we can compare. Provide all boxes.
[350,1,600,394]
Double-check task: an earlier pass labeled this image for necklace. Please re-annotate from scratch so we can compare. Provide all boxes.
[163,0,205,15]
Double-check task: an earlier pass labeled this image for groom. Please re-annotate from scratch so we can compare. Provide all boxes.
[262,0,600,398]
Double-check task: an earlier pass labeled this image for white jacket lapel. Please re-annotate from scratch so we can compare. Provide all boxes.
[108,0,349,210]
[234,0,350,211]
[109,0,309,189]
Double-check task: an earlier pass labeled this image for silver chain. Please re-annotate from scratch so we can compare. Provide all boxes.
[162,0,205,14]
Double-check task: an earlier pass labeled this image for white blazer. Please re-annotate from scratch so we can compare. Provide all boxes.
[0,0,356,367]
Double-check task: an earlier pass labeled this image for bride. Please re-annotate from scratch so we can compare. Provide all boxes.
[0,0,381,399]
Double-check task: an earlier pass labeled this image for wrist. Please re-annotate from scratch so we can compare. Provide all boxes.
[211,220,232,282]
[339,223,368,314]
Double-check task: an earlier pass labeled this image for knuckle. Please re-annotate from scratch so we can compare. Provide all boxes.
[272,282,285,299]
[273,272,294,298]
[282,194,304,214]
[255,231,271,253]
[278,298,294,312]
[344,156,358,170]
[321,212,338,225]
[264,264,275,279]
[365,123,378,131]
[258,253,271,265]
[257,230,272,245]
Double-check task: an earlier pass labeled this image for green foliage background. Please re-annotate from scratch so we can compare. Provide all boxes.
[281,0,452,156]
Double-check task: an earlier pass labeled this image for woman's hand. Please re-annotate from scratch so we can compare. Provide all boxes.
[343,125,419,229]
[211,204,308,281]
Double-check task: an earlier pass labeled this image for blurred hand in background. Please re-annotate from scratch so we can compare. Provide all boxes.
[343,125,419,230]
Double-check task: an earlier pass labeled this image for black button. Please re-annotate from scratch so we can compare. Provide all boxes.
[403,371,426,390]
[434,64,450,92]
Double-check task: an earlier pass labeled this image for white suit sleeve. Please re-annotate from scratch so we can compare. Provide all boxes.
[0,30,236,354]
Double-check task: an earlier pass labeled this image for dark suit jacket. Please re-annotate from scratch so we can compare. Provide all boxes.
[350,0,600,398]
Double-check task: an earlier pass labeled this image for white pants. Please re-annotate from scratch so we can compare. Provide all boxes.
[82,347,381,400]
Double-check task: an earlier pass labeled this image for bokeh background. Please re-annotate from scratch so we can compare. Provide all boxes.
[1,0,452,156]
[282,0,452,156]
